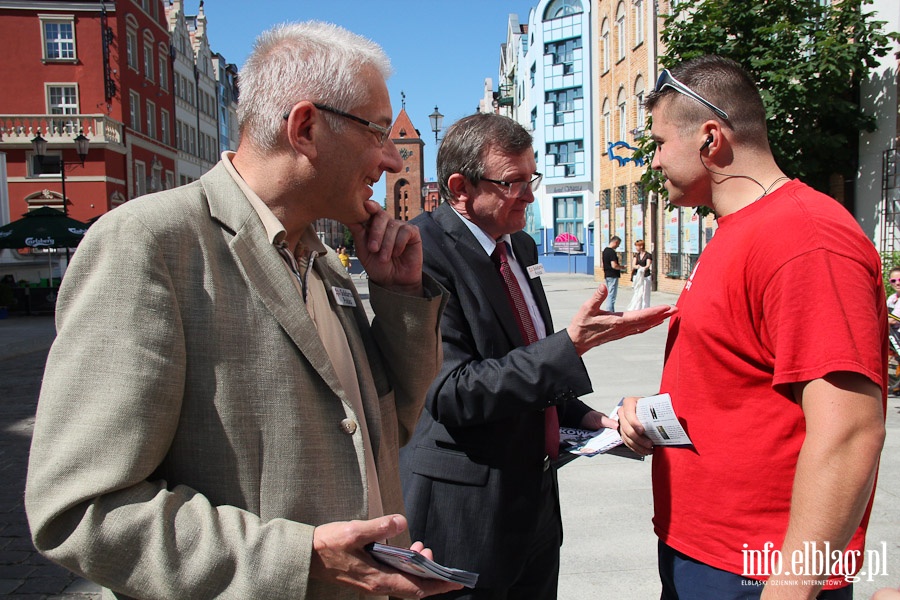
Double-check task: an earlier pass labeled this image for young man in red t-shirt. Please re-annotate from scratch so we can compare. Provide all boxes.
[619,55,887,600]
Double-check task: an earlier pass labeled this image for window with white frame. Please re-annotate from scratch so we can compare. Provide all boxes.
[126,29,139,71]
[143,41,154,81]
[602,99,611,151]
[134,160,147,198]
[47,84,78,115]
[601,19,610,73]
[188,124,196,155]
[616,2,626,61]
[41,17,76,61]
[158,51,169,90]
[146,100,156,139]
[634,0,644,46]
[150,158,163,192]
[47,84,78,133]
[161,109,170,145]
[617,87,627,139]
[129,91,141,132]
[634,76,646,135]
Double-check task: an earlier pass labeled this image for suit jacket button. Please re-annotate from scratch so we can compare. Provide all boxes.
[340,418,358,435]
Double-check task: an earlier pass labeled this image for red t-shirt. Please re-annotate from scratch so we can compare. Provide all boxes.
[654,180,887,587]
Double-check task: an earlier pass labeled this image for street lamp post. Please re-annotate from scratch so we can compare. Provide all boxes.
[30,131,90,217]
[428,106,444,144]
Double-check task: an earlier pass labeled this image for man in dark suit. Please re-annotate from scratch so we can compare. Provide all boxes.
[399,113,676,599]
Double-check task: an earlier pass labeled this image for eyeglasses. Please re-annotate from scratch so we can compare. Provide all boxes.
[282,103,393,146]
[480,173,543,197]
[654,69,730,122]
[891,278,900,283]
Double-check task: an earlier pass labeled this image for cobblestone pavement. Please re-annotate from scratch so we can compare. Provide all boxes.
[0,347,100,599]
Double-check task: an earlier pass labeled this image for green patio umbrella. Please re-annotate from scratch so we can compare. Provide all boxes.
[0,206,89,250]
[0,207,90,283]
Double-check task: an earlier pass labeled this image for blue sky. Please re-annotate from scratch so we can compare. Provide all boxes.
[199,0,537,201]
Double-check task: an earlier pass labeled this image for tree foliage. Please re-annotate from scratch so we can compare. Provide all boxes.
[636,0,898,206]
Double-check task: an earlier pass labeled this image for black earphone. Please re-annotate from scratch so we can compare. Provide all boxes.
[699,135,714,152]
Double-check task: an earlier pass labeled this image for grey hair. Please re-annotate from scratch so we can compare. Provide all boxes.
[236,21,392,150]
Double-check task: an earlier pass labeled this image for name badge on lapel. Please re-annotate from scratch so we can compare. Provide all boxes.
[331,286,357,307]
[526,263,545,279]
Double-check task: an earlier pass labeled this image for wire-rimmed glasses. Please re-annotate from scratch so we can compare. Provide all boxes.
[480,173,543,197]
[282,103,393,145]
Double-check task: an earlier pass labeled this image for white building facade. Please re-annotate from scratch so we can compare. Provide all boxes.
[500,0,595,273]
[857,0,900,259]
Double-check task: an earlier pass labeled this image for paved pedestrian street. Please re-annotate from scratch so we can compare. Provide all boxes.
[0,347,100,598]
[0,273,898,598]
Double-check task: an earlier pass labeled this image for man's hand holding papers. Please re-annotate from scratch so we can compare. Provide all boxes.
[619,393,692,456]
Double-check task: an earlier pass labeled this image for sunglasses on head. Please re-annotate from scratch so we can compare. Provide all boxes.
[654,69,730,122]
[891,278,900,283]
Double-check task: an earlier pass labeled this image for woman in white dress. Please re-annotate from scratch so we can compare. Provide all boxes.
[628,240,652,310]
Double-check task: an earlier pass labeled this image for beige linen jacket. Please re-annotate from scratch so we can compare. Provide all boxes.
[25,162,447,599]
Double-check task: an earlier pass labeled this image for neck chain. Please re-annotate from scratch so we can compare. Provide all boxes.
[754,176,790,202]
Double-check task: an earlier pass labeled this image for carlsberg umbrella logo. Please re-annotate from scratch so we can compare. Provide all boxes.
[25,237,55,247]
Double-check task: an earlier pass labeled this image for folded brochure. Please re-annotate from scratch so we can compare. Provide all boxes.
[560,393,692,456]
[366,542,479,588]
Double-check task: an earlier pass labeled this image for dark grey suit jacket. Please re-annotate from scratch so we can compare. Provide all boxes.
[399,202,593,588]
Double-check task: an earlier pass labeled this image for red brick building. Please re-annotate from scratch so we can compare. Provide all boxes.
[385,107,427,221]
[0,0,176,227]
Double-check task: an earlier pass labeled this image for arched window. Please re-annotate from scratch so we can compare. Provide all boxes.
[634,0,644,45]
[634,75,646,135]
[543,0,584,20]
[602,99,611,150]
[617,87,627,140]
[601,18,610,73]
[616,2,626,61]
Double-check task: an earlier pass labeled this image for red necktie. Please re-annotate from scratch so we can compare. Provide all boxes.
[492,242,559,459]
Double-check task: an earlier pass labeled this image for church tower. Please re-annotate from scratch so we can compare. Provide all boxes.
[384,99,426,221]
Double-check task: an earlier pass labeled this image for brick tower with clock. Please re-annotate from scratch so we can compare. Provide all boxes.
[384,106,427,221]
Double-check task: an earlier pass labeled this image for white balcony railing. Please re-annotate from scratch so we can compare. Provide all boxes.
[0,114,124,147]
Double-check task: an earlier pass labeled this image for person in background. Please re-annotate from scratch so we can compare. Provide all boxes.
[619,55,886,600]
[25,21,457,600]
[885,266,900,395]
[627,239,652,310]
[602,236,624,311]
[885,266,900,317]
[338,245,352,275]
[400,112,676,599]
